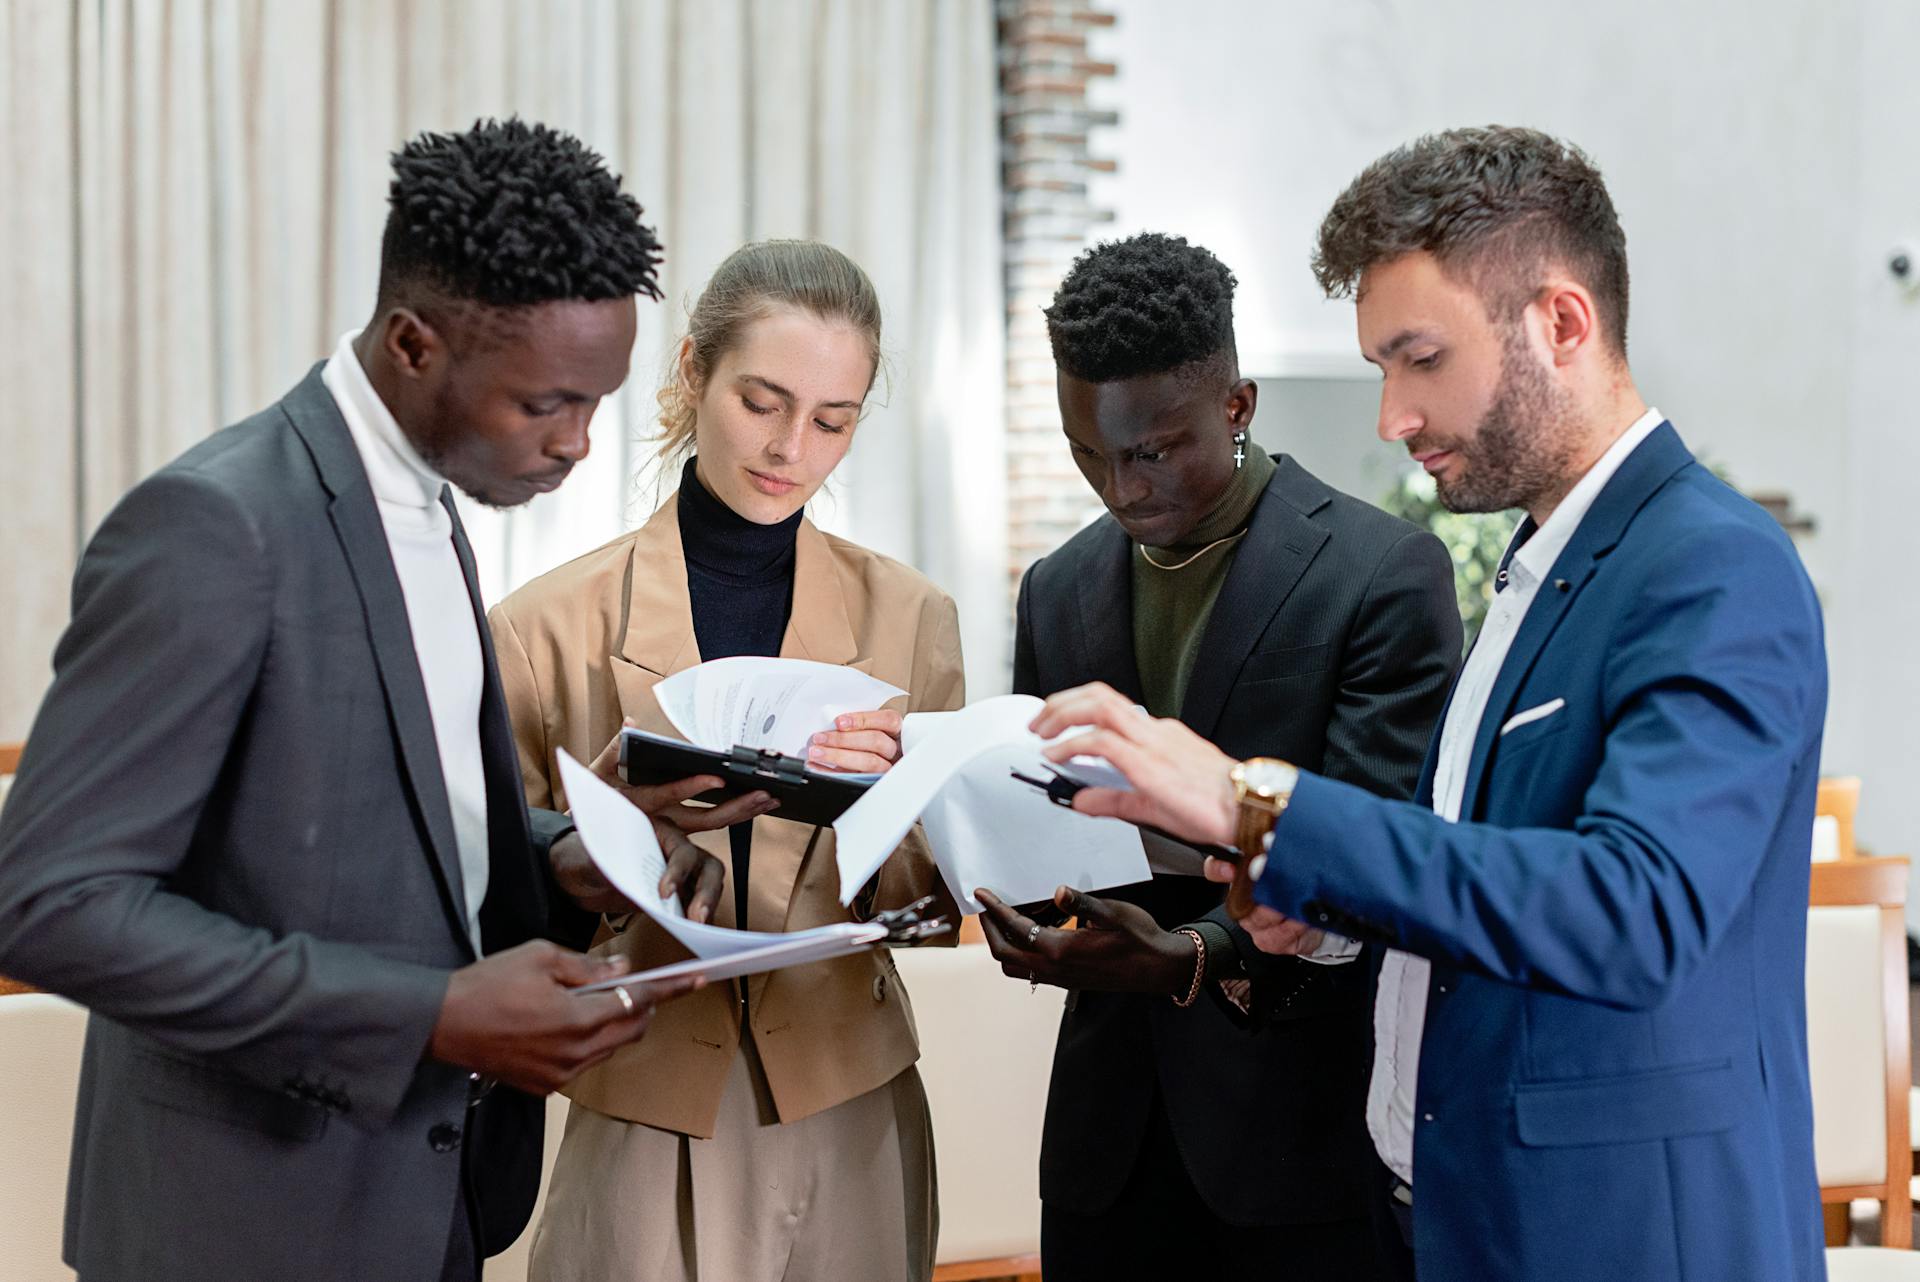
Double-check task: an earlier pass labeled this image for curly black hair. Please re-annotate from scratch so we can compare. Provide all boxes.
[1043,233,1237,383]
[377,117,664,311]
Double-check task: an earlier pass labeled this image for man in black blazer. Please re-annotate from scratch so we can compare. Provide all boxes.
[978,234,1460,1278]
[0,121,717,1282]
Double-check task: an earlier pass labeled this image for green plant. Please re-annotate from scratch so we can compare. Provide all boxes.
[1379,469,1519,650]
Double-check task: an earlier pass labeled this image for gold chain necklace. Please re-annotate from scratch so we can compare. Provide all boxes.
[1138,529,1247,570]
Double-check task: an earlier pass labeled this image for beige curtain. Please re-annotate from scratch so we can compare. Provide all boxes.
[1,0,1006,742]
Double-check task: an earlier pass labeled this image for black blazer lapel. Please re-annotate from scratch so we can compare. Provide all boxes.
[281,365,473,951]
[1456,422,1695,818]
[1073,519,1147,703]
[1179,458,1331,739]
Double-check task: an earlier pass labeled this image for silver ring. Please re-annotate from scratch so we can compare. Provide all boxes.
[613,984,636,1016]
[1027,924,1042,944]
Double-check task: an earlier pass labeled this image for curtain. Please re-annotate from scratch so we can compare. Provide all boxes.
[1,0,1006,740]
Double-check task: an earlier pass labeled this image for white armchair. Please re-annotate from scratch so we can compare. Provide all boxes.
[1809,857,1912,1250]
[0,993,87,1282]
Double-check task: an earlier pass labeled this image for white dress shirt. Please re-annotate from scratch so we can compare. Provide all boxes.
[322,332,490,950]
[1366,406,1665,1186]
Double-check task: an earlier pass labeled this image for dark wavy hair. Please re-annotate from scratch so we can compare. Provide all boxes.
[1043,232,1237,383]
[1313,126,1630,355]
[377,117,663,313]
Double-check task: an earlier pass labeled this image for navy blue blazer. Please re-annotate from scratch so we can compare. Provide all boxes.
[1252,424,1828,1282]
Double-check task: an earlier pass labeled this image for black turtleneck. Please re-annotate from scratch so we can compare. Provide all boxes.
[677,456,801,974]
[680,454,801,663]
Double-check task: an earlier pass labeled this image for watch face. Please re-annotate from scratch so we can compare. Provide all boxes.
[1243,759,1298,797]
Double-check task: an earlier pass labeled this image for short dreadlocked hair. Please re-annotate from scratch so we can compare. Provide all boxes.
[377,118,663,318]
[1313,126,1629,355]
[1044,233,1238,384]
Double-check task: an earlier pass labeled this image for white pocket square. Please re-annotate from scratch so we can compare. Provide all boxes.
[1500,697,1566,737]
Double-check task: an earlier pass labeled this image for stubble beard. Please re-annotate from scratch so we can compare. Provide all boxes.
[1432,328,1582,517]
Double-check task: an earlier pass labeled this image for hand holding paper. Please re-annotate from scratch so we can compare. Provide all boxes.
[554,748,891,984]
[830,694,1151,910]
[1030,682,1241,847]
[653,656,907,760]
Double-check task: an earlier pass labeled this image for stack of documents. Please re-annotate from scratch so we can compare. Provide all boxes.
[558,748,889,992]
[832,694,1152,911]
[643,655,906,767]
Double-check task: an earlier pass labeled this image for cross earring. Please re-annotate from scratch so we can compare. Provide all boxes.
[1233,430,1248,469]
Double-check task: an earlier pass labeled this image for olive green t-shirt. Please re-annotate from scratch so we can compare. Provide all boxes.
[1130,449,1275,719]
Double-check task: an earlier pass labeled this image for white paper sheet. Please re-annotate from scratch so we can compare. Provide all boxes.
[652,656,907,758]
[571,925,889,994]
[557,747,888,962]
[830,694,1150,908]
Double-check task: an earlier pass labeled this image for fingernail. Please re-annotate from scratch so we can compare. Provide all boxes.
[837,716,853,730]
[693,905,709,923]
[1248,854,1267,880]
[602,956,631,975]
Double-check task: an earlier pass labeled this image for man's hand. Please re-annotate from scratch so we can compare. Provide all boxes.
[1201,856,1327,956]
[807,708,905,775]
[975,886,1196,994]
[1027,683,1239,846]
[589,719,779,832]
[427,940,702,1095]
[551,825,726,922]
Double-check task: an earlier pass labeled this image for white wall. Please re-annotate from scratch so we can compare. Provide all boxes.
[1090,0,1920,889]
[1833,0,1920,884]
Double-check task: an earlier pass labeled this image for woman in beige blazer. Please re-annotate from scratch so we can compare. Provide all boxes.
[489,241,963,1282]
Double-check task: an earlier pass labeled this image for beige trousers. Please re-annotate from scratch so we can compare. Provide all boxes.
[527,1034,937,1282]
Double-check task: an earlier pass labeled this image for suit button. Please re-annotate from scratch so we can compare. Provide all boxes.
[872,974,887,1002]
[428,1123,462,1153]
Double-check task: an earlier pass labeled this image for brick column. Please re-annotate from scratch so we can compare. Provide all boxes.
[998,1,1117,606]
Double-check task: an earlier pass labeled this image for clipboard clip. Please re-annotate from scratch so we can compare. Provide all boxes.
[725,745,812,785]
[1010,765,1083,809]
[871,894,953,945]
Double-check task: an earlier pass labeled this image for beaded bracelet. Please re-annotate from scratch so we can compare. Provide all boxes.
[1171,927,1207,1008]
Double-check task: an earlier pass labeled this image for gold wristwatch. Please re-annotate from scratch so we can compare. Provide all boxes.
[1225,757,1299,917]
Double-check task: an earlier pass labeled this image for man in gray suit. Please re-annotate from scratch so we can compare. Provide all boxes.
[0,120,719,1281]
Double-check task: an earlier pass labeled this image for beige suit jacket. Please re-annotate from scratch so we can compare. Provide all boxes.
[488,491,964,1138]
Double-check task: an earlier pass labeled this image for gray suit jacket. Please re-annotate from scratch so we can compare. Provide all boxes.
[0,367,587,1281]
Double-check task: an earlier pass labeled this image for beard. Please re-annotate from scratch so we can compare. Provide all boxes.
[1420,327,1581,515]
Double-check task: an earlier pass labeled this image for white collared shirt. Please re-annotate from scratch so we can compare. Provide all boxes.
[322,331,490,950]
[1366,406,1665,1186]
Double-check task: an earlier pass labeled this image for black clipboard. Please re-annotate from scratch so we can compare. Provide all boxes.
[619,728,878,827]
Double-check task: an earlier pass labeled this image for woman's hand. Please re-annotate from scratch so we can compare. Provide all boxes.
[588,719,779,832]
[807,708,905,775]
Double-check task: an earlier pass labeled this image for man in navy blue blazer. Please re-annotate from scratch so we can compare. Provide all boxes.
[1028,126,1828,1282]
